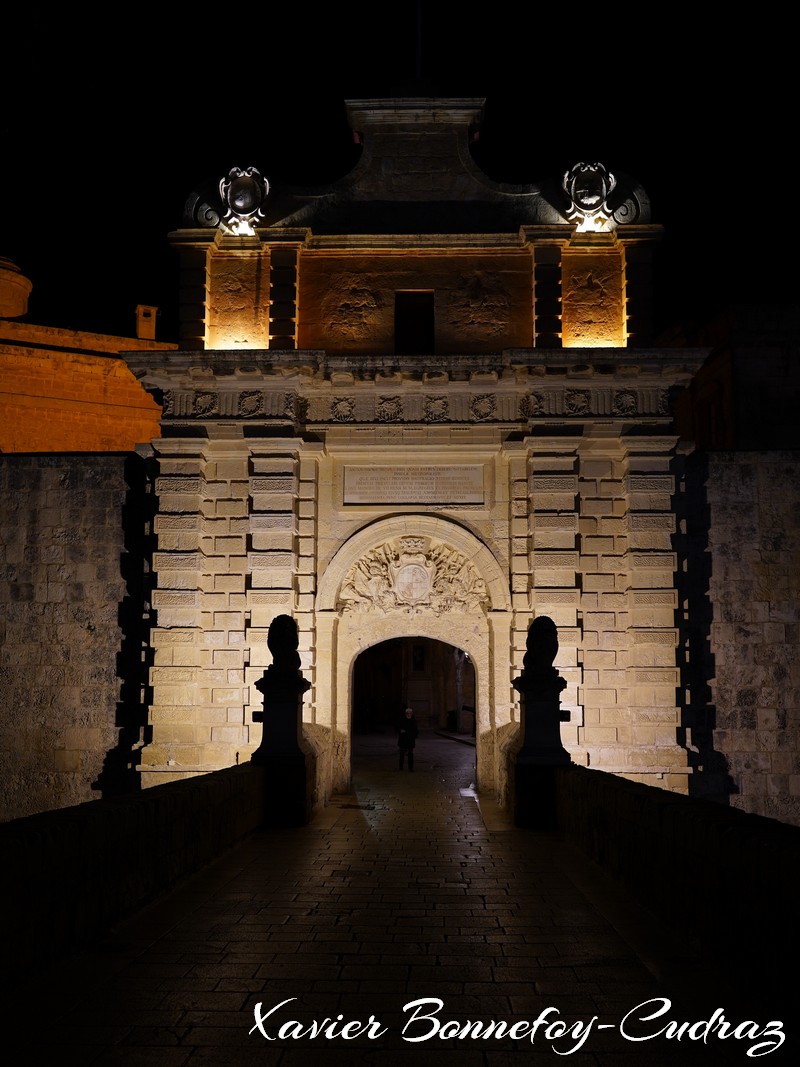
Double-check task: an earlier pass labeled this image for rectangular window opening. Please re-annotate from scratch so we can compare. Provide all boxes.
[395,291,435,355]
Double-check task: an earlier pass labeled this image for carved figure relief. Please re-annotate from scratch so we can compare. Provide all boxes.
[337,536,490,616]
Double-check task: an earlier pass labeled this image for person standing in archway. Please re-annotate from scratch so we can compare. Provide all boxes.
[397,706,419,771]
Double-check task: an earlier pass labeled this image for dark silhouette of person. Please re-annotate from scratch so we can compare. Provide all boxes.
[397,706,419,770]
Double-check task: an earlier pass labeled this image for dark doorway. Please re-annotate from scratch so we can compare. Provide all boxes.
[352,636,475,735]
[394,290,435,355]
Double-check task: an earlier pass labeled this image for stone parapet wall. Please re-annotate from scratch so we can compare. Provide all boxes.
[0,454,132,821]
[700,451,800,824]
[0,763,266,977]
[554,763,800,993]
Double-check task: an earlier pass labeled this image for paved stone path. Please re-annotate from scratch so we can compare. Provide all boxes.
[6,733,791,1064]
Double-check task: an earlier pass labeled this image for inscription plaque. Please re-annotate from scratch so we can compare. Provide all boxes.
[344,465,484,504]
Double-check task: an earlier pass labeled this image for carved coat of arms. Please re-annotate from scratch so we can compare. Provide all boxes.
[337,537,489,616]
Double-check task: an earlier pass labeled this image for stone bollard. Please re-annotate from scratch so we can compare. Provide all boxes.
[251,615,314,826]
[512,616,571,829]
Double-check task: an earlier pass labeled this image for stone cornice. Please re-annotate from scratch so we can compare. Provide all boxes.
[345,99,485,126]
[121,347,709,438]
[124,348,709,388]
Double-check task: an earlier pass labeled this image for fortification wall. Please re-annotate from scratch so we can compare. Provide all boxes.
[703,451,800,825]
[0,454,133,820]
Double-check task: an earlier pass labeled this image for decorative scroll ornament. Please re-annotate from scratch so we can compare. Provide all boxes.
[563,162,617,232]
[337,537,489,616]
[219,167,269,235]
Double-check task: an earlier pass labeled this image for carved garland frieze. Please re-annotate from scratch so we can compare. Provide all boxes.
[157,384,671,423]
[337,537,490,616]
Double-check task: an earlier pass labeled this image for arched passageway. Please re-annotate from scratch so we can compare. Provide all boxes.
[352,636,476,736]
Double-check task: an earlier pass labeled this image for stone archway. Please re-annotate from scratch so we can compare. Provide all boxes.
[314,515,513,800]
[351,636,476,735]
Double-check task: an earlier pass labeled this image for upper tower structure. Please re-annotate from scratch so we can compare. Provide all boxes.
[171,98,660,353]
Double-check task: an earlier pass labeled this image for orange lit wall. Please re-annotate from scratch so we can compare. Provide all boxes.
[0,321,171,452]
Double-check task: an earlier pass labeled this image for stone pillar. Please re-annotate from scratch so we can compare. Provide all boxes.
[512,616,570,828]
[252,614,314,826]
[561,232,625,348]
[206,233,271,349]
[623,436,688,792]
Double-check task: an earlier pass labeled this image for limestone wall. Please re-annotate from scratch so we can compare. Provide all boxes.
[700,451,800,825]
[0,320,167,452]
[0,454,131,821]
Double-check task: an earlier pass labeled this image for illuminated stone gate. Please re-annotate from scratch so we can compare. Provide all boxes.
[124,98,707,809]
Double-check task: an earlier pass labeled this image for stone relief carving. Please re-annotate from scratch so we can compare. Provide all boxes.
[423,396,449,422]
[330,396,356,423]
[284,392,307,422]
[613,390,637,416]
[238,390,263,417]
[337,537,490,616]
[323,275,382,340]
[161,390,174,416]
[564,390,590,416]
[193,391,218,417]
[520,392,545,419]
[470,394,496,421]
[446,271,510,335]
[376,396,402,422]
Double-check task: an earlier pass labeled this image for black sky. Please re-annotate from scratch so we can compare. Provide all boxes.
[2,9,793,343]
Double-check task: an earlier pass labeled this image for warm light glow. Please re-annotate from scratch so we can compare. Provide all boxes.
[223,218,257,237]
[575,212,612,234]
[206,328,264,349]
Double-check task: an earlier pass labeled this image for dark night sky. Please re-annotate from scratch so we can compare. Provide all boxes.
[2,9,793,344]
